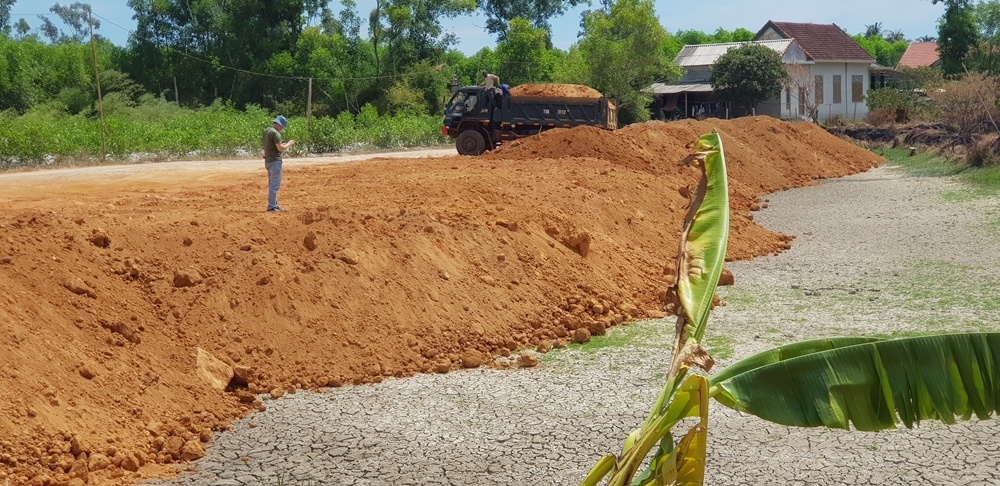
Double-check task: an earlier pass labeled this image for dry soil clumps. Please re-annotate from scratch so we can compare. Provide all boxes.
[0,116,882,485]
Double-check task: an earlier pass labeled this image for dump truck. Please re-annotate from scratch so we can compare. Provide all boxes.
[441,85,618,156]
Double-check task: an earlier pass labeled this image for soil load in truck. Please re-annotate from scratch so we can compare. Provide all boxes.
[442,83,618,155]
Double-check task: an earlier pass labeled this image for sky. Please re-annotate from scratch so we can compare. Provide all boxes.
[10,0,947,55]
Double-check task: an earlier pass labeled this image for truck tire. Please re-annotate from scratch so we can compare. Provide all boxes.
[456,130,486,156]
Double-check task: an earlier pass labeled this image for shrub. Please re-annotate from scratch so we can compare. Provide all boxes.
[824,114,848,127]
[968,133,1000,167]
[931,73,1000,139]
[386,80,429,117]
[865,108,897,127]
[866,88,913,123]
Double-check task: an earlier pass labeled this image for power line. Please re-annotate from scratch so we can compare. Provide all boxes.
[92,13,131,35]
[166,48,422,83]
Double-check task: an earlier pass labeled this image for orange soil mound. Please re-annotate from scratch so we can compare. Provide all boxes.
[509,83,603,98]
[0,116,882,485]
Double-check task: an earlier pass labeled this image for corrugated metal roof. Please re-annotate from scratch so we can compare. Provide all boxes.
[649,83,715,94]
[674,39,796,67]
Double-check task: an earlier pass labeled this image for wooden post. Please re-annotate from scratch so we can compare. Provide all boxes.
[174,76,179,104]
[307,77,313,128]
[89,10,107,161]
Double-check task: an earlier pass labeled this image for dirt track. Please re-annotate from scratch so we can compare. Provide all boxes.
[0,117,882,486]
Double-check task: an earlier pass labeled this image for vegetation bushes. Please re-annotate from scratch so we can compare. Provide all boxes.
[866,87,916,124]
[864,108,899,127]
[0,98,447,170]
[968,133,1000,167]
[930,73,1000,139]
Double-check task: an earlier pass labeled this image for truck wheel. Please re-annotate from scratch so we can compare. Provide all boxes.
[456,130,486,156]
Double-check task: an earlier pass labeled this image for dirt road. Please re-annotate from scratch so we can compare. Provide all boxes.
[0,117,882,485]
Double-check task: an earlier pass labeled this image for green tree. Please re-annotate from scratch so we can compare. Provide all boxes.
[934,0,979,74]
[731,27,754,42]
[0,0,14,35]
[478,0,585,41]
[578,0,679,124]
[865,21,884,38]
[367,0,473,90]
[853,34,909,67]
[495,17,553,85]
[973,0,1000,74]
[50,2,98,43]
[0,36,107,113]
[884,29,906,42]
[675,29,712,46]
[126,0,326,107]
[549,45,588,85]
[709,43,789,114]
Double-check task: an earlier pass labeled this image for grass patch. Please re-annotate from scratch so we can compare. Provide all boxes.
[878,148,967,177]
[879,147,1000,199]
[705,335,735,360]
[541,319,673,367]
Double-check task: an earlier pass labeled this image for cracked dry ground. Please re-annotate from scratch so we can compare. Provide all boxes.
[0,117,882,485]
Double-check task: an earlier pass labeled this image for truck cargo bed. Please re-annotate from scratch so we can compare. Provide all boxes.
[499,96,617,130]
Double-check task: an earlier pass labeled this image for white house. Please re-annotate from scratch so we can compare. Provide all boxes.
[650,21,875,121]
[754,21,875,121]
[650,39,810,120]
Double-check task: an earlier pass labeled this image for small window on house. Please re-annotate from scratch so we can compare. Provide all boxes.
[814,75,824,105]
[852,75,864,103]
[785,88,791,111]
[833,75,842,104]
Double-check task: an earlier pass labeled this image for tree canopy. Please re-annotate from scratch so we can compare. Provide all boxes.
[478,0,584,41]
[577,0,679,123]
[709,43,789,114]
[935,0,980,74]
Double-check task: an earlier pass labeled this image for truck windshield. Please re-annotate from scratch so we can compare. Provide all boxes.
[447,91,478,114]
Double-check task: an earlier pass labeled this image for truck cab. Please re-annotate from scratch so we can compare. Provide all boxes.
[441,84,616,156]
[441,87,502,155]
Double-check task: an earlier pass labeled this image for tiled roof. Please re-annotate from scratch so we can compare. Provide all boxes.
[755,21,874,62]
[897,42,941,68]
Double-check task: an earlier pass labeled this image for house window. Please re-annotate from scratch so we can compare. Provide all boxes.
[833,75,842,104]
[852,75,864,103]
[785,88,791,111]
[798,87,807,116]
[814,75,824,105]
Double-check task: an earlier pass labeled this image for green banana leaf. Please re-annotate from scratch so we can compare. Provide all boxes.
[676,131,729,343]
[629,375,709,486]
[711,333,1000,431]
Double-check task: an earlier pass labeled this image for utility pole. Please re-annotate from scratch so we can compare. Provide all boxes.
[89,9,107,161]
[307,77,313,128]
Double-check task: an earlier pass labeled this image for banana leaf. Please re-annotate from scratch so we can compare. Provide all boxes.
[710,333,1000,431]
[676,131,729,343]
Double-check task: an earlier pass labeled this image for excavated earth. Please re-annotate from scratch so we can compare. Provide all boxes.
[508,84,602,98]
[0,117,882,486]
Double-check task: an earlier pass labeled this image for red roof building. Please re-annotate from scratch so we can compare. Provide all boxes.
[897,42,941,68]
[754,21,874,62]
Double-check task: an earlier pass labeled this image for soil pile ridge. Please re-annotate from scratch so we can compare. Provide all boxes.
[508,84,603,98]
[0,117,881,485]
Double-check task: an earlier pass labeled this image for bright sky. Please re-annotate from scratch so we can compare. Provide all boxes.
[11,0,946,55]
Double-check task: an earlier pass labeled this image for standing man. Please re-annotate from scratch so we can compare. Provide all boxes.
[262,115,295,212]
[480,70,502,107]
[480,70,500,92]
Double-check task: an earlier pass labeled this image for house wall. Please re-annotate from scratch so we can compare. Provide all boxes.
[778,62,871,121]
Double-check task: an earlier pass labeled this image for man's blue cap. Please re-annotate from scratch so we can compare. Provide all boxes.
[273,115,288,129]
